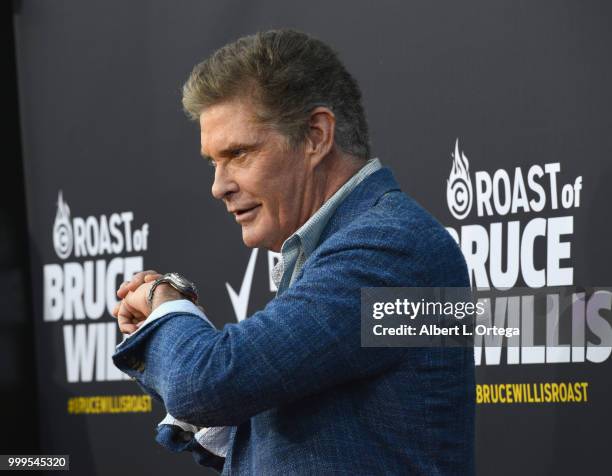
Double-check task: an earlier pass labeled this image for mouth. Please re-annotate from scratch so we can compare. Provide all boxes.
[232,205,261,223]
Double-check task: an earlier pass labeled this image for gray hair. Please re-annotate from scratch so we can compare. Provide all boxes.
[182,29,370,159]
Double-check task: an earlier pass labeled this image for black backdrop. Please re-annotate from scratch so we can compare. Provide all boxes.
[1,0,38,457]
[12,1,612,475]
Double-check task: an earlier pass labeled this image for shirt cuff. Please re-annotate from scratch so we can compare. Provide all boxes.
[194,425,232,458]
[158,412,200,434]
[116,299,213,349]
[158,413,232,458]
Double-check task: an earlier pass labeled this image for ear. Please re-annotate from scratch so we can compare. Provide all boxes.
[304,106,335,167]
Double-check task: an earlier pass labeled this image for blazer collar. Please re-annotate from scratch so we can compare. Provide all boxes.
[317,167,402,245]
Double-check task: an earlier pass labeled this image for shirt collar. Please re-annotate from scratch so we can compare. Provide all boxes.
[281,158,382,257]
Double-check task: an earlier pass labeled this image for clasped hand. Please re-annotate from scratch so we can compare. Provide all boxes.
[111,270,162,334]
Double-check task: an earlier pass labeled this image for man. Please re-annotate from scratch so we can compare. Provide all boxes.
[112,29,475,475]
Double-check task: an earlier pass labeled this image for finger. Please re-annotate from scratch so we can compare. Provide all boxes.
[116,281,130,299]
[111,301,121,318]
[126,270,160,292]
[117,299,134,320]
[117,313,137,334]
[122,296,146,320]
[119,323,137,335]
[144,273,162,283]
[117,302,138,334]
[117,270,158,299]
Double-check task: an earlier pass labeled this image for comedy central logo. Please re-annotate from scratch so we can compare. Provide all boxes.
[53,191,73,259]
[446,139,473,220]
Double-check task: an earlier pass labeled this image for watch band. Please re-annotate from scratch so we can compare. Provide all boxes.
[147,272,198,307]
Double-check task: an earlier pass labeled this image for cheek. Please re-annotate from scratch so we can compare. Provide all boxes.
[257,188,284,220]
[258,200,280,229]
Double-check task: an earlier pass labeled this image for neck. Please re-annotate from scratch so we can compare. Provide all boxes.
[269,149,367,252]
[302,150,366,223]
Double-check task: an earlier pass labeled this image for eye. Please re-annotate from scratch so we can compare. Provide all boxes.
[206,158,217,168]
[230,148,247,159]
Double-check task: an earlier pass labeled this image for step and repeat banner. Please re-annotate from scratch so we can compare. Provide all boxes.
[14,1,612,475]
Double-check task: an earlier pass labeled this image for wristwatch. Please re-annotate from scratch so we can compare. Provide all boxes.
[147,272,199,307]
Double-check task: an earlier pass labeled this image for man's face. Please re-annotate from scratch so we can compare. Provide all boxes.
[200,98,311,251]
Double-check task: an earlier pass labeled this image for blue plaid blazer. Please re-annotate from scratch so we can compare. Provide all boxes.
[113,167,475,475]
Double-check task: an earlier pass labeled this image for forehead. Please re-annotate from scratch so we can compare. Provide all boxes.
[199,99,264,154]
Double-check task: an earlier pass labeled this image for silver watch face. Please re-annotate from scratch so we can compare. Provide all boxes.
[148,273,198,305]
[166,273,197,296]
[167,272,190,288]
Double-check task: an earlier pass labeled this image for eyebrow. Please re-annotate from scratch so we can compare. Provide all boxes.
[200,150,214,163]
[200,142,260,163]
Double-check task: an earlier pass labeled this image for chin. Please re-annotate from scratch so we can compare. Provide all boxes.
[241,228,265,249]
[241,227,280,251]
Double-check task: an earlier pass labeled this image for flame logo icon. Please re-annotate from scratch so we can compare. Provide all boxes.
[53,191,73,259]
[446,139,473,220]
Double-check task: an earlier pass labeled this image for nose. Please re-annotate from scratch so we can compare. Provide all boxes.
[211,164,239,200]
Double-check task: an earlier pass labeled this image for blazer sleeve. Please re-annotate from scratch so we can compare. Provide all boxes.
[113,223,450,428]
